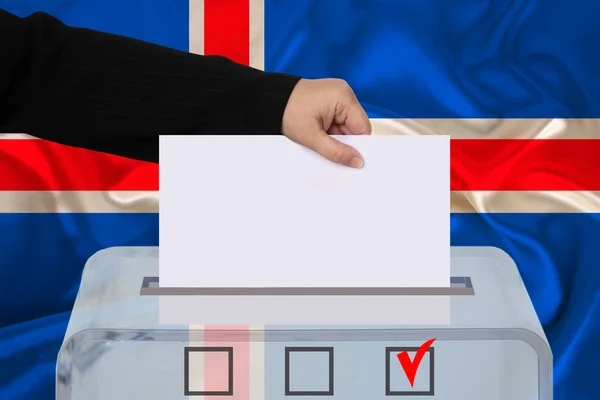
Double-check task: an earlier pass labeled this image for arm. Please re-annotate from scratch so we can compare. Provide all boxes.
[0,10,301,162]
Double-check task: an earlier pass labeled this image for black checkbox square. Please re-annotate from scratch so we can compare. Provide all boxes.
[285,347,334,396]
[386,346,434,396]
[184,347,233,396]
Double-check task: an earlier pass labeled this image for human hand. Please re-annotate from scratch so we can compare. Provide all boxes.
[281,78,372,168]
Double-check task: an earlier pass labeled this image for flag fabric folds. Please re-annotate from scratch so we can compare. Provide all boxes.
[0,1,599,399]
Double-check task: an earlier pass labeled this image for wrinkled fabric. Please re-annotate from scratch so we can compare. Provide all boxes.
[265,0,600,119]
[1,1,600,400]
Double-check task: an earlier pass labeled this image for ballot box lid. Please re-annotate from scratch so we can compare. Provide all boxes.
[63,246,547,335]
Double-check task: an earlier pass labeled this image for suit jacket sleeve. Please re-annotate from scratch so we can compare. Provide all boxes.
[0,10,302,162]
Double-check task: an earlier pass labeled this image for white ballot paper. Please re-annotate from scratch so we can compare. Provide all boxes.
[159,135,450,289]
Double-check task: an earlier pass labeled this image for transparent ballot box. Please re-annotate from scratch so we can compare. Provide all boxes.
[56,246,552,400]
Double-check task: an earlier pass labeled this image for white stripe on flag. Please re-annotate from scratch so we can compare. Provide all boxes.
[188,325,205,397]
[1,190,599,213]
[3,119,599,140]
[0,134,39,139]
[189,0,204,56]
[250,0,265,70]
[451,191,600,213]
[249,324,265,400]
[0,191,158,213]
[371,118,600,138]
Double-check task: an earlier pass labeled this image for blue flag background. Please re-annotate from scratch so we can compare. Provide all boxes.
[1,1,600,399]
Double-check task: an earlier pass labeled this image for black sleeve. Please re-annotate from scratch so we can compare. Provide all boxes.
[0,10,301,163]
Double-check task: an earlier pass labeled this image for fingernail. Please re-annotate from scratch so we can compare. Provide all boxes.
[350,157,363,168]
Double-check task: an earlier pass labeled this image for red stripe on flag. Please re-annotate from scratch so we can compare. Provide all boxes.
[0,139,158,191]
[1,139,600,191]
[204,0,250,66]
[451,139,600,191]
[204,327,250,400]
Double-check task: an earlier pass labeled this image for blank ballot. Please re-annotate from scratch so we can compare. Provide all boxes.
[158,135,450,288]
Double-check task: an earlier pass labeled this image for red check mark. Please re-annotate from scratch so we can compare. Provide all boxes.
[396,338,436,387]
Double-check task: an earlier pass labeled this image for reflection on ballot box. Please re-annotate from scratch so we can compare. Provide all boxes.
[56,247,552,400]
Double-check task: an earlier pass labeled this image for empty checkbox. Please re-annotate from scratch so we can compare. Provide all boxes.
[184,347,233,396]
[386,346,434,396]
[285,347,334,396]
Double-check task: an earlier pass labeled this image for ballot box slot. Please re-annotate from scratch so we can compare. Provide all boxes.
[139,276,473,296]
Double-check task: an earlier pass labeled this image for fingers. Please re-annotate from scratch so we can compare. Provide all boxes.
[307,131,364,168]
[281,78,369,168]
[327,124,344,135]
[319,78,371,135]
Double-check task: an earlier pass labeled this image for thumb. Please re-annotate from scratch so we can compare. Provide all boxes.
[343,100,372,135]
[308,131,364,168]
[342,101,372,135]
